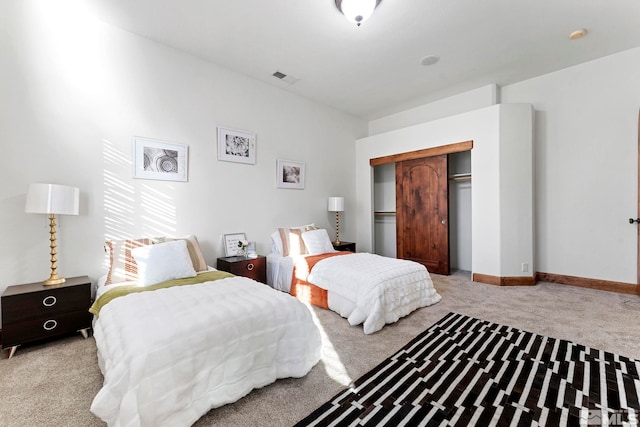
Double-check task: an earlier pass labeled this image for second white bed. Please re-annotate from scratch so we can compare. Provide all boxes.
[267,252,441,334]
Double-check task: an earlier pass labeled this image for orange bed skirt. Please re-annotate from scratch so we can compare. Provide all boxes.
[289,251,351,309]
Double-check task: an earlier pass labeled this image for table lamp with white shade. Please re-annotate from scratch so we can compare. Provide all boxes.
[25,183,79,285]
[327,196,344,245]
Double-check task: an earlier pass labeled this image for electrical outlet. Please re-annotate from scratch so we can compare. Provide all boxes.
[521,262,529,273]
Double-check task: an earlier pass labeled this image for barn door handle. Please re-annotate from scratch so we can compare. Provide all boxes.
[629,218,640,224]
[441,219,447,225]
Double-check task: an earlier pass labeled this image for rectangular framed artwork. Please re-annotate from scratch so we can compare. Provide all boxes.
[217,127,256,164]
[133,137,188,182]
[276,159,305,189]
[223,232,247,257]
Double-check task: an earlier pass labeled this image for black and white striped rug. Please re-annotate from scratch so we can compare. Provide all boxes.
[295,312,640,427]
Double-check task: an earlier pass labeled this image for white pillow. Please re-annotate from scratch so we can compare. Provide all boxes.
[131,240,197,286]
[270,231,283,255]
[151,235,208,272]
[301,229,336,255]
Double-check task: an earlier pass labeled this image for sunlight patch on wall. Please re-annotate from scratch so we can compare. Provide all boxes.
[103,138,177,247]
[139,185,178,237]
[23,0,106,100]
[17,0,152,139]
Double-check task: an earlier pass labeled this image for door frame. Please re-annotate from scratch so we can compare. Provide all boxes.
[370,140,473,166]
[370,140,473,274]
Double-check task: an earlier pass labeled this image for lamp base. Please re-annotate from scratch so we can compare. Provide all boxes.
[43,275,66,286]
[43,213,66,286]
[334,211,341,247]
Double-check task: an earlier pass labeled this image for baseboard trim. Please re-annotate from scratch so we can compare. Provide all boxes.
[536,272,637,295]
[472,273,536,286]
[473,271,638,294]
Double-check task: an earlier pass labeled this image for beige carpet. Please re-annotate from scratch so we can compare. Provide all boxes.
[1,273,639,427]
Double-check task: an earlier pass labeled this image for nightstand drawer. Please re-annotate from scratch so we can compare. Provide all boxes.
[1,309,92,348]
[217,256,267,284]
[2,285,91,324]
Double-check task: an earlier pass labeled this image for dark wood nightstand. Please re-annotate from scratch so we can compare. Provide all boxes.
[217,256,267,284]
[1,276,93,359]
[332,241,356,252]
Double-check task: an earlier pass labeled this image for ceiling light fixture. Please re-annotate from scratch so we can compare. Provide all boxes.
[335,0,381,26]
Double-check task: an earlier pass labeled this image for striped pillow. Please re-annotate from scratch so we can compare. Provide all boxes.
[278,224,319,256]
[105,238,152,285]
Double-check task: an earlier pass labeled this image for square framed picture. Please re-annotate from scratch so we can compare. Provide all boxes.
[133,137,188,182]
[217,127,256,164]
[223,232,247,257]
[276,159,305,189]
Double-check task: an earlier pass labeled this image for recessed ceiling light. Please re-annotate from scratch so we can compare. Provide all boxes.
[420,55,440,66]
[569,29,587,40]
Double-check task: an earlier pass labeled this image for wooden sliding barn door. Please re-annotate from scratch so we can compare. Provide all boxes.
[396,155,450,275]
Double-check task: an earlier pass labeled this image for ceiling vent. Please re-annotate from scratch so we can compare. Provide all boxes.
[272,71,300,85]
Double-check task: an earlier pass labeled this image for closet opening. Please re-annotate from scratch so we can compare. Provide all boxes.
[448,150,471,279]
[371,141,472,278]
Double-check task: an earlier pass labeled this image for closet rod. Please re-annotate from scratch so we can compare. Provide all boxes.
[449,174,471,182]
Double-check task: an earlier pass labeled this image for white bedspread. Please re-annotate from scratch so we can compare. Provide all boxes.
[307,253,441,334]
[91,276,321,427]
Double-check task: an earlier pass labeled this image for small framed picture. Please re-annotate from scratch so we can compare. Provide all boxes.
[217,127,256,164]
[133,137,188,181]
[276,159,305,189]
[223,232,247,256]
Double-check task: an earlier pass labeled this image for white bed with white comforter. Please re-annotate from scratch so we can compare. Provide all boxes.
[267,251,442,334]
[91,275,321,427]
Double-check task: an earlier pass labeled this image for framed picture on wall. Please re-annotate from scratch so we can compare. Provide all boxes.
[217,127,256,164]
[276,159,305,189]
[132,137,189,182]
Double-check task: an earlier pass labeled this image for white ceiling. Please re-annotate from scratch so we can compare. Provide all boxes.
[90,0,640,120]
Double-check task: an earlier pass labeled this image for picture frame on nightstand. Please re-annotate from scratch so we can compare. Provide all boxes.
[223,232,246,257]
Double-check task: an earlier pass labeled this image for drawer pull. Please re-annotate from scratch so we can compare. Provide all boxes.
[246,263,254,271]
[43,320,58,331]
[43,296,57,307]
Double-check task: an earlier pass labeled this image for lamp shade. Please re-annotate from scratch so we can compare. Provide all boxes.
[328,196,345,212]
[25,183,79,215]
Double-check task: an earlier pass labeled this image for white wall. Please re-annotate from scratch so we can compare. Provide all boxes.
[366,47,640,285]
[368,84,498,136]
[0,0,365,310]
[356,104,534,279]
[498,106,535,276]
[501,48,640,283]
